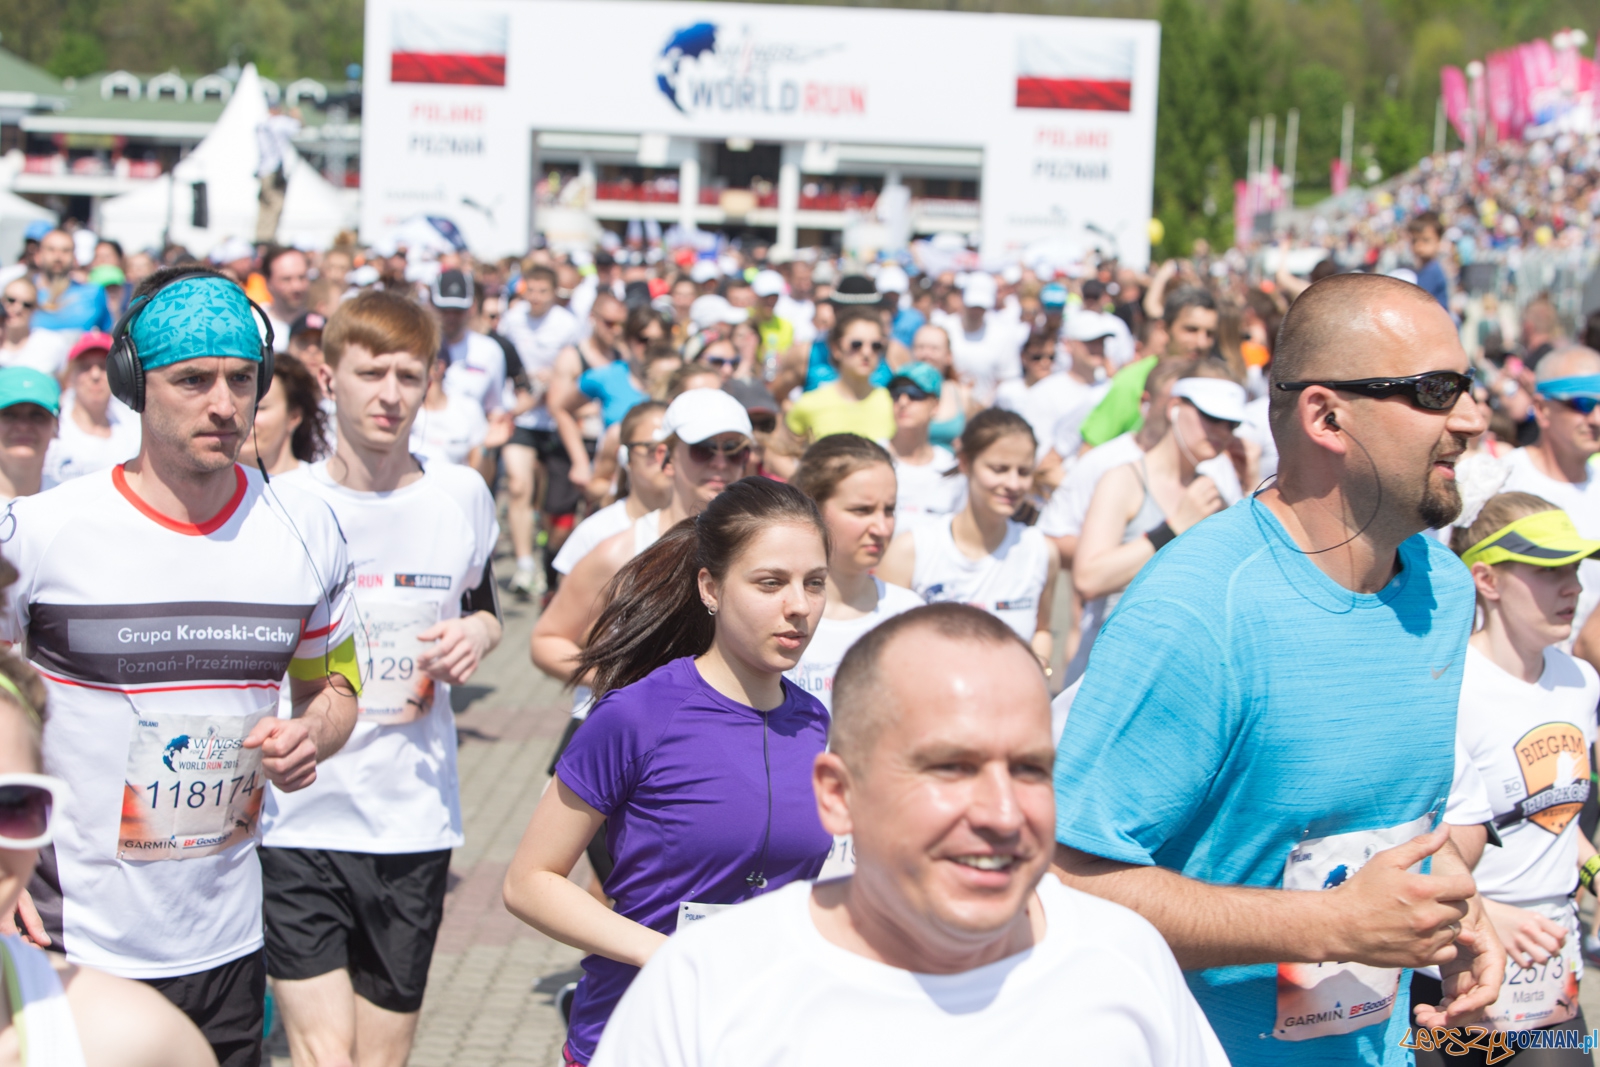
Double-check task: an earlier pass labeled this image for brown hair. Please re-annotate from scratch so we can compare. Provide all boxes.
[1408,211,1442,238]
[666,362,724,400]
[272,353,329,463]
[575,477,830,696]
[1450,492,1557,558]
[523,265,558,290]
[832,603,1033,767]
[322,290,439,368]
[617,399,666,447]
[956,407,1035,466]
[793,434,893,506]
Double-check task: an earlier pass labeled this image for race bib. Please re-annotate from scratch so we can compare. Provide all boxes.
[1274,814,1434,1041]
[1484,899,1581,1033]
[358,600,439,725]
[817,835,856,881]
[119,706,270,861]
[675,901,735,931]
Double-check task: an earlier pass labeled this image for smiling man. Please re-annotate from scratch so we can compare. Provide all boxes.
[0,266,359,1067]
[589,603,1227,1067]
[1053,273,1504,1067]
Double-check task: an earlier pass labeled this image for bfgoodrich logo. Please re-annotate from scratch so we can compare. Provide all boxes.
[653,22,861,117]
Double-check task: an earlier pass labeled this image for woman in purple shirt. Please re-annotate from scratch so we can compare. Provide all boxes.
[504,476,835,1065]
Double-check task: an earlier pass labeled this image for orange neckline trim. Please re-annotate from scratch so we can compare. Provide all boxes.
[112,464,247,536]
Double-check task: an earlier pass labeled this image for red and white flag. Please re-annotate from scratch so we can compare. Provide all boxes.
[1015,37,1134,112]
[390,9,508,87]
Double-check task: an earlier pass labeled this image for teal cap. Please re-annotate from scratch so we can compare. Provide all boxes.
[888,361,944,397]
[128,275,263,372]
[1041,283,1068,309]
[0,367,60,416]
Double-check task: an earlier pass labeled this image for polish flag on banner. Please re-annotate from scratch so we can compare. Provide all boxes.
[1015,37,1134,111]
[390,9,508,87]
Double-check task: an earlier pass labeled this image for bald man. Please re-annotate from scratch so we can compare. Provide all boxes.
[591,604,1227,1067]
[1501,346,1600,655]
[1053,274,1503,1067]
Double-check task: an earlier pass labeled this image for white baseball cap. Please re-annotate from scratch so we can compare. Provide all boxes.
[689,294,748,330]
[689,260,721,284]
[876,264,910,295]
[1065,311,1117,342]
[659,388,754,444]
[962,273,997,310]
[1170,378,1247,424]
[752,269,786,298]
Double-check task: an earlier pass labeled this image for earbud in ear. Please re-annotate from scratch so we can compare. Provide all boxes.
[1324,412,1339,430]
[1167,407,1181,425]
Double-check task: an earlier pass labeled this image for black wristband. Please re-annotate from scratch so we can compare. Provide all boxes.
[1146,521,1177,551]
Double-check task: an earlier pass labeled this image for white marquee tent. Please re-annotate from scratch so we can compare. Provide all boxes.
[99,65,354,256]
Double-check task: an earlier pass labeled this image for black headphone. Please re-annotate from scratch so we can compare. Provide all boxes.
[108,267,275,413]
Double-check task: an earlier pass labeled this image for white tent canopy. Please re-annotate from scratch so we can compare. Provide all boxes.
[0,159,56,266]
[99,64,355,256]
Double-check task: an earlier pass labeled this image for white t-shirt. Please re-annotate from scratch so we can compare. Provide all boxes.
[995,373,1096,460]
[591,875,1229,1067]
[261,460,497,854]
[409,395,488,467]
[441,330,508,416]
[1234,395,1277,483]
[909,519,1051,642]
[501,302,580,432]
[933,312,1024,406]
[1038,432,1242,539]
[552,498,633,576]
[1454,645,1598,904]
[891,447,967,531]
[0,331,71,376]
[43,395,141,483]
[785,579,924,712]
[1499,448,1600,640]
[0,464,353,978]
[265,312,292,354]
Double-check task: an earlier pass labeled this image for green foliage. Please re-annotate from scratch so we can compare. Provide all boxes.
[0,0,363,80]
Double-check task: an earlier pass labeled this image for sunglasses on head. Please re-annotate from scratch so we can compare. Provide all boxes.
[888,382,933,402]
[846,339,886,355]
[688,439,751,466]
[1273,369,1475,412]
[0,774,63,849]
[1555,396,1600,415]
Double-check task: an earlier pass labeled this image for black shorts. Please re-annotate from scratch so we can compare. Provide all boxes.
[513,428,595,519]
[260,846,451,1014]
[143,949,266,1067]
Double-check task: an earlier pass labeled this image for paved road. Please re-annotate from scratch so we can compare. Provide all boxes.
[267,572,1600,1065]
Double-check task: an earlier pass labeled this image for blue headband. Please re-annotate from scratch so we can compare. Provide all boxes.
[128,276,263,371]
[1537,375,1600,399]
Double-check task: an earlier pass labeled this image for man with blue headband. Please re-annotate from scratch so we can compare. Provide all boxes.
[1500,345,1600,659]
[0,266,361,1067]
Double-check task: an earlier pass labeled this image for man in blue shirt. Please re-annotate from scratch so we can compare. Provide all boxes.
[31,228,111,334]
[1410,211,1450,313]
[1053,273,1505,1067]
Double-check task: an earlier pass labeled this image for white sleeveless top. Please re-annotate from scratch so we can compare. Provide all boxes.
[909,518,1052,642]
[1064,458,1168,684]
[0,936,86,1067]
[571,510,666,722]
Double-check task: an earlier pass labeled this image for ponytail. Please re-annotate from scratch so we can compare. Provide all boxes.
[576,476,830,697]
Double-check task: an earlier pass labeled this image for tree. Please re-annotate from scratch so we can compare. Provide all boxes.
[1152,0,1230,256]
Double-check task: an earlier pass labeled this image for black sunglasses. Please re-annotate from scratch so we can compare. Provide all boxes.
[688,440,751,466]
[1273,369,1475,412]
[846,339,886,354]
[748,412,777,434]
[888,382,933,402]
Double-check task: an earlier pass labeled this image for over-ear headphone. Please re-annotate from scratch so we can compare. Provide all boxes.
[107,267,275,413]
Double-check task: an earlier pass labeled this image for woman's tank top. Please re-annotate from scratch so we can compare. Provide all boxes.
[0,935,85,1067]
[909,517,1051,642]
[1064,457,1168,684]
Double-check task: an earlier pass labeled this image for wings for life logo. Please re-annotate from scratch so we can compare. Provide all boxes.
[654,22,863,117]
[1512,722,1590,834]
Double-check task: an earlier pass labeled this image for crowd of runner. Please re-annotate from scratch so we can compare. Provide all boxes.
[0,194,1596,1067]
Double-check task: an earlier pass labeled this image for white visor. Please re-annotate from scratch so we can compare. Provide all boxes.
[1171,378,1247,424]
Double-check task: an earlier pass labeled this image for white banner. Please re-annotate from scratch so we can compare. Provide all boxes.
[360,0,1160,266]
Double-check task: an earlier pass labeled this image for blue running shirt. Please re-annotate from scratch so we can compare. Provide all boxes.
[1054,498,1475,1067]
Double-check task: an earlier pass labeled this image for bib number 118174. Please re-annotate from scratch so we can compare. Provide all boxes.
[119,707,270,861]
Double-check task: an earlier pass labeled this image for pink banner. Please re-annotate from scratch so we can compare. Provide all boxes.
[1440,66,1470,143]
[1485,51,1515,141]
[1330,159,1349,196]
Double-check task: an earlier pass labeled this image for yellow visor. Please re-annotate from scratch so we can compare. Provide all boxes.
[1460,509,1600,569]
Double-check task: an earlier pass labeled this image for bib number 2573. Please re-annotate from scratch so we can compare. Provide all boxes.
[119,708,270,861]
